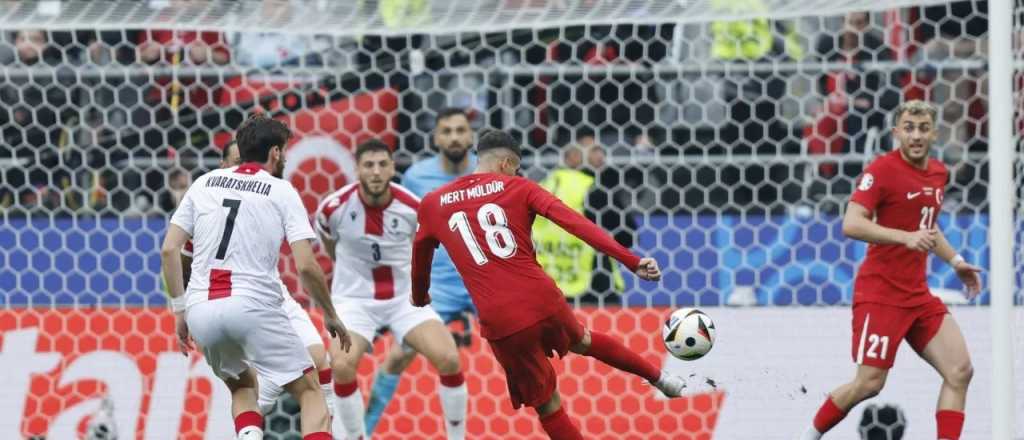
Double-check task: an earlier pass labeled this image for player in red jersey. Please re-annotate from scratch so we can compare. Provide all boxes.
[800,101,982,440]
[410,130,687,439]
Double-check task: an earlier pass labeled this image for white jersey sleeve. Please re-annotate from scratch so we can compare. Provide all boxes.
[169,185,197,235]
[316,183,420,300]
[279,183,317,245]
[181,164,313,308]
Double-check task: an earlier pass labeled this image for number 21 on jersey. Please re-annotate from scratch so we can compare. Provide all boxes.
[919,206,936,230]
[448,203,517,265]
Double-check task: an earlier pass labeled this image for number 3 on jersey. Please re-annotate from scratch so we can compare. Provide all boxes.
[448,203,517,265]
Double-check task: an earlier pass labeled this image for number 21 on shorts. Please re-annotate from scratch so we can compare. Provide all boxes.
[448,203,517,265]
[857,314,890,362]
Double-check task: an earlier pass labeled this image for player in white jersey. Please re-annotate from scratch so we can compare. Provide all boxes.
[178,140,335,417]
[316,139,468,440]
[161,114,350,440]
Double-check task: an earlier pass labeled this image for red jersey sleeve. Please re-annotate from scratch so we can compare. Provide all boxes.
[525,179,642,272]
[850,161,886,213]
[410,196,439,306]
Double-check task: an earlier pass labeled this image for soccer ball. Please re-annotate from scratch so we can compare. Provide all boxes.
[662,308,716,360]
[858,403,906,440]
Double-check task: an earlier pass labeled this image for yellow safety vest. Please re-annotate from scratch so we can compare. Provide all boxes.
[710,0,773,60]
[533,169,625,298]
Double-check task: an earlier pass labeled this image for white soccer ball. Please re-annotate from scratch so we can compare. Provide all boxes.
[662,308,716,361]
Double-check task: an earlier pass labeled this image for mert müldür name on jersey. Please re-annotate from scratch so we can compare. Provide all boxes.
[439,180,506,206]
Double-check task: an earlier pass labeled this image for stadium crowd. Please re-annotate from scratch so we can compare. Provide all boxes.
[0,0,990,217]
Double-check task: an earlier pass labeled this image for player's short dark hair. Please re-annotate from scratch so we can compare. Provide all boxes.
[236,113,291,163]
[576,127,596,140]
[477,130,521,158]
[354,138,392,162]
[435,107,469,125]
[222,140,238,161]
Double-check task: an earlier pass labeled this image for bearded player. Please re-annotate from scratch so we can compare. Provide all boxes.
[800,100,981,440]
[316,139,467,440]
[161,114,351,440]
[179,140,335,417]
[364,107,479,434]
[411,130,687,439]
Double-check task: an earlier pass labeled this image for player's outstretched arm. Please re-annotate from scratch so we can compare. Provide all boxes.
[292,238,352,352]
[531,185,643,273]
[842,201,936,251]
[160,223,194,356]
[932,228,983,299]
[634,257,662,282]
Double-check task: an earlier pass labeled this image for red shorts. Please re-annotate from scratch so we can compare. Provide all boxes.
[851,296,948,369]
[486,304,585,409]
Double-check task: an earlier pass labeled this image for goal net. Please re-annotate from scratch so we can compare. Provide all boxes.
[0,0,1019,439]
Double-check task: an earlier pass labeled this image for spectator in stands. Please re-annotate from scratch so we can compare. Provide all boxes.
[807,11,900,192]
[137,28,229,115]
[78,30,139,65]
[912,0,988,191]
[583,141,637,303]
[0,30,77,211]
[534,146,597,301]
[230,0,325,68]
[157,168,191,214]
[710,0,802,154]
[547,24,672,146]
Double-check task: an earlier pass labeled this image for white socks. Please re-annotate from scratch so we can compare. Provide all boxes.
[799,426,823,440]
[333,381,366,440]
[438,374,468,440]
[236,426,264,440]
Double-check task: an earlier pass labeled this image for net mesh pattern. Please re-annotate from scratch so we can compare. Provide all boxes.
[0,0,1018,439]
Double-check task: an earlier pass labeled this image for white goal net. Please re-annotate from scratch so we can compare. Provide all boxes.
[0,0,1019,439]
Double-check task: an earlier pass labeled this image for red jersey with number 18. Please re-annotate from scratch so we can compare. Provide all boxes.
[412,173,641,340]
[849,150,949,307]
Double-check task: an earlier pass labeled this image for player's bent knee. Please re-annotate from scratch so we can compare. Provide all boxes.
[432,350,461,375]
[330,356,359,382]
[308,344,329,371]
[946,360,974,389]
[383,349,416,374]
[854,375,886,399]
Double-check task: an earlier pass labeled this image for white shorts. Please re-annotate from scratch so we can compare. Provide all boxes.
[282,293,324,349]
[187,296,313,388]
[334,296,442,352]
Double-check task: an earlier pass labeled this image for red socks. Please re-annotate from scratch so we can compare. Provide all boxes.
[318,368,332,385]
[812,396,847,433]
[334,380,358,397]
[440,372,466,387]
[936,410,965,440]
[539,407,584,440]
[233,410,263,434]
[302,433,331,440]
[585,331,661,383]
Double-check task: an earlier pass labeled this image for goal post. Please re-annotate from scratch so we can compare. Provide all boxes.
[0,0,1017,438]
[987,0,1016,438]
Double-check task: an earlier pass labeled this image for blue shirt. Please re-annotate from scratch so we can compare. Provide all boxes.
[402,155,478,315]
